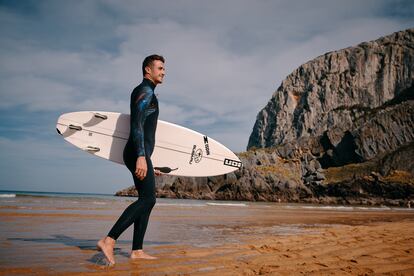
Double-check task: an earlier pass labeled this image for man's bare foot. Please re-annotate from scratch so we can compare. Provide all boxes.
[130,249,158,260]
[97,237,116,265]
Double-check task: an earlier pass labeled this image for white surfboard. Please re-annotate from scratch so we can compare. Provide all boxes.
[56,111,242,177]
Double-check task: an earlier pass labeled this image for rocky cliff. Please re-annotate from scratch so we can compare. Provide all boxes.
[116,28,414,207]
[248,28,414,149]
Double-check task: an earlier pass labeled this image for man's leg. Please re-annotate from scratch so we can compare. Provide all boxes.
[131,157,157,259]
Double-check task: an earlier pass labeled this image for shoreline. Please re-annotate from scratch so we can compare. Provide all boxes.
[119,190,414,208]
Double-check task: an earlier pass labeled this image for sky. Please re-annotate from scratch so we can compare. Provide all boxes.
[0,0,413,194]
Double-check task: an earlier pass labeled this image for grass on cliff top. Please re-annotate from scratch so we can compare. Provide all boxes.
[325,161,414,184]
[324,161,378,184]
[382,170,414,184]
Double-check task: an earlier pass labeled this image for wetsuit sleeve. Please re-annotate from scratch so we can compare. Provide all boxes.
[130,89,153,157]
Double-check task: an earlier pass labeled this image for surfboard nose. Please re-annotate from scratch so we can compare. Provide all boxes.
[56,122,68,136]
[56,117,63,135]
[56,114,64,136]
[56,113,69,136]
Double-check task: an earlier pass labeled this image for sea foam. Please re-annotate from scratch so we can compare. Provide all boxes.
[206,202,248,207]
[0,194,16,198]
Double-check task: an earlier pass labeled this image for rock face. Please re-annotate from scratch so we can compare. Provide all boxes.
[248,28,414,150]
[116,29,414,206]
[318,89,414,168]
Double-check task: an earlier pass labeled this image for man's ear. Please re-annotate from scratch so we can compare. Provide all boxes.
[145,66,151,75]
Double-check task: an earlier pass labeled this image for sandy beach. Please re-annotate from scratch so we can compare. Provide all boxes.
[1,193,414,275]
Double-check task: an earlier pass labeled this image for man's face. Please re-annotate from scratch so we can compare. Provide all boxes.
[146,60,165,85]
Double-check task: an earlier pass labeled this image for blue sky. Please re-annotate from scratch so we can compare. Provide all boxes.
[0,0,413,194]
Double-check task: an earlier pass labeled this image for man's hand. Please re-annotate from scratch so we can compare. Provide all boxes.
[135,156,147,180]
[154,169,162,176]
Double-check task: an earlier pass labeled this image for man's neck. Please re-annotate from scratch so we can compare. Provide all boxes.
[144,77,157,87]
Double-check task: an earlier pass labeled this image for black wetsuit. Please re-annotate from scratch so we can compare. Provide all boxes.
[107,78,158,250]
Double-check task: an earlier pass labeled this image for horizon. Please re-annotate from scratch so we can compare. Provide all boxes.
[0,188,113,195]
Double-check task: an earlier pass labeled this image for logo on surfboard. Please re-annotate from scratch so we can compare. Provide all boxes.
[189,145,203,164]
[203,136,210,155]
[224,158,242,168]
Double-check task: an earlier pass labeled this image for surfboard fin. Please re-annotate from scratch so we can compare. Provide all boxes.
[94,113,108,120]
[154,167,178,173]
[69,124,82,131]
[84,146,100,152]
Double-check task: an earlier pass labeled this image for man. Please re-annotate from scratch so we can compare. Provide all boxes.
[97,54,165,265]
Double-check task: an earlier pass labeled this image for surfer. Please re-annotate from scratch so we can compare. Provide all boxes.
[97,54,165,265]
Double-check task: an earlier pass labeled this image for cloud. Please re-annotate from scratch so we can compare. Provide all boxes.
[0,43,136,112]
[0,75,78,111]
[2,1,412,122]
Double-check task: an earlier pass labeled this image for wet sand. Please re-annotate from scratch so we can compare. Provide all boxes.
[1,195,414,275]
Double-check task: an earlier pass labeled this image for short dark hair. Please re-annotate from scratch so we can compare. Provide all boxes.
[142,54,165,76]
